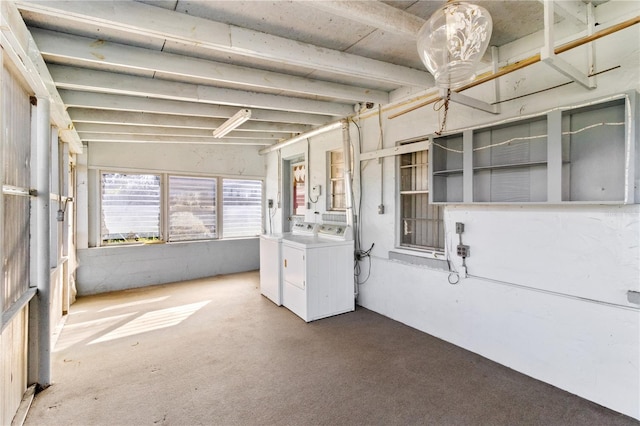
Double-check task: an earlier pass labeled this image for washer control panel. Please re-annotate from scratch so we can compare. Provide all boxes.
[291,222,318,236]
[317,224,352,240]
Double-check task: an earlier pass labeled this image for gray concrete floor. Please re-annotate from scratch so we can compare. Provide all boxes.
[25,271,637,425]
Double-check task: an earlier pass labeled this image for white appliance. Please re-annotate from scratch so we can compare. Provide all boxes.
[281,222,354,322]
[259,233,284,305]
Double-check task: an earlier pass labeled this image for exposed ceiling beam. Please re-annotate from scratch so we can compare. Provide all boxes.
[50,65,353,117]
[306,1,425,38]
[75,123,284,140]
[16,0,433,87]
[31,28,389,105]
[60,91,332,126]
[80,134,274,146]
[69,109,311,133]
[539,0,588,25]
[1,1,82,153]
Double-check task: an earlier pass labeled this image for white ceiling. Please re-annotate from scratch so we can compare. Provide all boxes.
[13,0,610,148]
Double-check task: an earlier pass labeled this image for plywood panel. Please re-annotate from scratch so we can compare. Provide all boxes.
[1,306,28,425]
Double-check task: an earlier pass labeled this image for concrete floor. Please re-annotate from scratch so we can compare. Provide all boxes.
[25,271,637,425]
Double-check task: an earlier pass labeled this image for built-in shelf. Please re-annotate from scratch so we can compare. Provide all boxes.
[432,168,463,176]
[473,161,547,172]
[429,92,637,205]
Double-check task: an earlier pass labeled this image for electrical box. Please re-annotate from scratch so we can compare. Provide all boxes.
[311,185,321,198]
[267,199,274,208]
[457,245,470,257]
[455,222,464,234]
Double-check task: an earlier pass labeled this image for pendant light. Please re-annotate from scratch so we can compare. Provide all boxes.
[417,1,492,89]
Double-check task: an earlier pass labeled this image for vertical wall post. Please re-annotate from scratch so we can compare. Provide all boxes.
[75,145,89,248]
[462,130,474,203]
[32,96,52,387]
[547,110,563,203]
[0,28,5,328]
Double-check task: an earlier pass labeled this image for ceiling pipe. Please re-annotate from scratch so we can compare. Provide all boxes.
[258,120,344,155]
[341,120,355,234]
[389,14,640,119]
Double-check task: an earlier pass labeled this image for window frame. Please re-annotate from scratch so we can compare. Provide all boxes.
[98,169,263,247]
[100,172,163,245]
[395,138,445,255]
[327,148,346,211]
[167,174,218,243]
[222,178,263,238]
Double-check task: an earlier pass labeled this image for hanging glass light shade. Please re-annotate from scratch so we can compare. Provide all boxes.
[417,1,492,89]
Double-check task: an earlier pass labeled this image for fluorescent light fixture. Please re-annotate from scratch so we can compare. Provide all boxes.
[212,109,252,138]
[259,120,344,155]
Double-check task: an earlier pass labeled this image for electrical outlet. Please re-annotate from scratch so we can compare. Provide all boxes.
[267,199,273,208]
[457,244,470,257]
[455,222,465,234]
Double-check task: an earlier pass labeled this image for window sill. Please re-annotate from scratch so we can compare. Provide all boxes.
[388,248,449,271]
[95,236,259,249]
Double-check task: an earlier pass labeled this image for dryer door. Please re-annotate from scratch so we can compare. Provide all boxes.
[282,244,305,289]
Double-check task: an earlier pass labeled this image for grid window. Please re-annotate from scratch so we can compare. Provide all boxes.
[399,149,444,250]
[292,163,305,215]
[101,173,161,244]
[2,62,32,311]
[329,149,346,210]
[169,176,217,241]
[101,173,262,245]
[223,179,262,238]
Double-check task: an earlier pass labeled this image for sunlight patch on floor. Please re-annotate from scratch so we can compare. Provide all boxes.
[88,301,211,344]
[54,313,136,352]
[98,296,170,312]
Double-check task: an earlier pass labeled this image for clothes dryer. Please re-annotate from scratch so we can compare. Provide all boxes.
[281,224,354,322]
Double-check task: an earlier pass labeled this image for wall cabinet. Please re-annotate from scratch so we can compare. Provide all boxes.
[430,92,638,204]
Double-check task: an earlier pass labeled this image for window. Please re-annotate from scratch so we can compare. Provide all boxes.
[399,149,444,250]
[328,149,346,210]
[223,179,262,238]
[101,173,262,245]
[101,173,161,244]
[292,162,306,215]
[169,176,217,241]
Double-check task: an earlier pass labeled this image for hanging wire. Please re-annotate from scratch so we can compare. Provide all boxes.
[431,121,625,154]
[354,243,374,285]
[434,89,451,136]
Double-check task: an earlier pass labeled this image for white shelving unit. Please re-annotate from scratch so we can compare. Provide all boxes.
[429,92,638,204]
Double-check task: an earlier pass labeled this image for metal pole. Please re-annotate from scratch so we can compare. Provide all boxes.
[341,120,355,234]
[35,96,52,387]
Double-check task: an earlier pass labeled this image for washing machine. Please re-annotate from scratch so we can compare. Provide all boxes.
[281,223,354,322]
[259,233,285,305]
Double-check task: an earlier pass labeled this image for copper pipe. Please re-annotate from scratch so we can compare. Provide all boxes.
[389,15,640,119]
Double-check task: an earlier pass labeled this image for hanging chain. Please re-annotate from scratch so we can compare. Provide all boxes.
[434,88,451,136]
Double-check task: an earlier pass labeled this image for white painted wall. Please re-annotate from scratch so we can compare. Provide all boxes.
[75,142,265,294]
[263,11,640,419]
[76,238,259,295]
[88,142,265,177]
